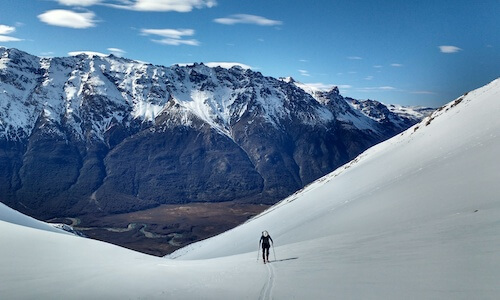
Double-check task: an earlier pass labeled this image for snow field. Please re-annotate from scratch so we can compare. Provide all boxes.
[0,78,499,299]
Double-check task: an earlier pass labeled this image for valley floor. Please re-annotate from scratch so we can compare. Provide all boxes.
[47,202,269,256]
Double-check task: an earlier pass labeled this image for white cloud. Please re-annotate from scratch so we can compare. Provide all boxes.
[68,50,107,57]
[365,76,374,80]
[142,28,199,46]
[109,0,216,12]
[0,25,22,42]
[68,49,127,57]
[439,45,462,53]
[411,90,436,95]
[303,83,351,91]
[214,14,282,26]
[152,38,200,46]
[373,65,383,68]
[0,25,16,35]
[391,63,403,67]
[0,35,23,42]
[40,51,55,57]
[299,69,311,77]
[57,0,102,6]
[38,10,97,29]
[57,0,218,12]
[359,86,396,92]
[348,56,362,60]
[204,62,252,69]
[141,28,194,39]
[107,47,126,56]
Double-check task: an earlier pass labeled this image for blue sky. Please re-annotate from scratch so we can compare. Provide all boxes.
[0,0,499,107]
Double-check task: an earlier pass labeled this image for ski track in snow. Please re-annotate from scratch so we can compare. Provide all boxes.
[259,262,276,300]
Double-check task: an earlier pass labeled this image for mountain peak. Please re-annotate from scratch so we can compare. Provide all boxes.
[327,85,340,95]
[279,76,296,83]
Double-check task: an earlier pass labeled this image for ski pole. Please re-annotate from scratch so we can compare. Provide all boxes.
[272,243,276,261]
[257,245,260,262]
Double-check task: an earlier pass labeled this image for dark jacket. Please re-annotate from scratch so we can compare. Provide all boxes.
[260,235,273,248]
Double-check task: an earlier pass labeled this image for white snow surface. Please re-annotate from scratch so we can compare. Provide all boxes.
[1,78,500,299]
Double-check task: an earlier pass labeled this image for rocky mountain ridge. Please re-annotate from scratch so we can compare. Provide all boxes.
[0,47,432,218]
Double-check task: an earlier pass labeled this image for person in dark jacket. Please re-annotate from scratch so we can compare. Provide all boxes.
[259,230,273,263]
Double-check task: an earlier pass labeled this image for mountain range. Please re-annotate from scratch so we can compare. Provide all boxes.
[0,47,432,218]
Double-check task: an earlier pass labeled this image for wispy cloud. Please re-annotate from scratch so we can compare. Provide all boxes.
[56,0,102,6]
[38,9,97,29]
[214,14,282,26]
[141,28,199,46]
[438,45,462,54]
[0,24,23,42]
[373,65,383,68]
[303,82,351,91]
[348,56,362,60]
[364,76,374,80]
[109,0,216,12]
[68,50,107,57]
[299,69,310,77]
[204,62,252,69]
[0,25,16,35]
[141,28,194,39]
[40,51,55,57]
[55,0,217,12]
[411,90,436,95]
[0,35,23,42]
[391,63,403,67]
[107,47,126,56]
[153,39,199,46]
[358,86,397,92]
[68,48,127,57]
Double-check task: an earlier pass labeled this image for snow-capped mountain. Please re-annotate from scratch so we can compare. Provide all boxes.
[0,47,431,218]
[0,78,498,299]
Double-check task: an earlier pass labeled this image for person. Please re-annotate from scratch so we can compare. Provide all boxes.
[259,230,273,263]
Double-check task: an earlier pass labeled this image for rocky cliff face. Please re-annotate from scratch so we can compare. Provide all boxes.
[0,48,432,218]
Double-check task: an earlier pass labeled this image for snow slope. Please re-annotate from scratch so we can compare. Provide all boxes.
[1,78,499,299]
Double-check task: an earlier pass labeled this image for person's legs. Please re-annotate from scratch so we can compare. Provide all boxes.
[262,246,267,261]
